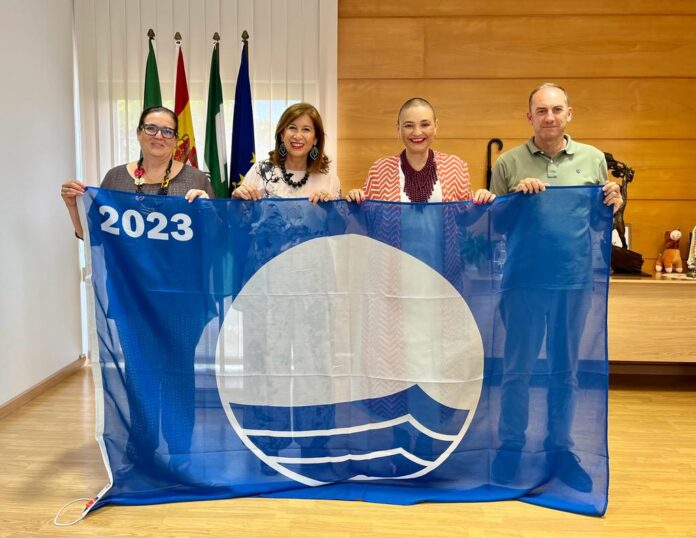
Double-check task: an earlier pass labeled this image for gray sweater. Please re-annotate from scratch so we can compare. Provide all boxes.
[101,164,215,198]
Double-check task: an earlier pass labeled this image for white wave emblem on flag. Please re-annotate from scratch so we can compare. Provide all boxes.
[215,234,484,486]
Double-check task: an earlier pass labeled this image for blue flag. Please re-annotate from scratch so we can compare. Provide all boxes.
[78,186,611,517]
[229,38,255,194]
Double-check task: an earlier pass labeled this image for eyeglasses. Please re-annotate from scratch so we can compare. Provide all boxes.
[141,124,177,139]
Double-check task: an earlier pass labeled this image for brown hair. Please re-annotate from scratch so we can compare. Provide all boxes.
[269,102,330,174]
[528,83,569,110]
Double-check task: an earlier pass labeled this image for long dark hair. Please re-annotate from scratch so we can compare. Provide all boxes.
[269,102,330,174]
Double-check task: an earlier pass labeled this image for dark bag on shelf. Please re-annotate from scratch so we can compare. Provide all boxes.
[611,245,646,274]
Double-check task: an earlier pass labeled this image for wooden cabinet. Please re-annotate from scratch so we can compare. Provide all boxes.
[608,275,696,364]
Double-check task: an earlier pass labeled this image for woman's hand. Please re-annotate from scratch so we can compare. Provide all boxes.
[61,180,86,207]
[185,189,210,203]
[513,178,549,194]
[472,189,496,205]
[345,188,366,204]
[309,190,332,205]
[602,181,623,214]
[231,184,261,201]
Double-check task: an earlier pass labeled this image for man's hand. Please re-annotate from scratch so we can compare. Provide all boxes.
[513,178,549,194]
[602,182,623,214]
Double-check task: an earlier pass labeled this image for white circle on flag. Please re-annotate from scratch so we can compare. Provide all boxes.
[216,234,484,485]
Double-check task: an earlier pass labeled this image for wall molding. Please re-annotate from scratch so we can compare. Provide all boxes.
[0,356,87,420]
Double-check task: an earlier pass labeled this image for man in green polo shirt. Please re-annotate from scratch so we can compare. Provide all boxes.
[491,83,622,198]
[489,83,621,492]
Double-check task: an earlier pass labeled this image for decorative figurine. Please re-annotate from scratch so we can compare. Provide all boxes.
[655,229,683,274]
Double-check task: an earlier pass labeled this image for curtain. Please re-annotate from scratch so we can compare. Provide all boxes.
[73,0,337,184]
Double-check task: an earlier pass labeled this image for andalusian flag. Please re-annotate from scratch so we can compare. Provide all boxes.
[143,29,162,109]
[204,37,228,198]
[174,38,198,167]
[229,33,255,193]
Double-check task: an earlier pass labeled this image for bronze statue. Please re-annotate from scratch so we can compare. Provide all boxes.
[604,152,635,249]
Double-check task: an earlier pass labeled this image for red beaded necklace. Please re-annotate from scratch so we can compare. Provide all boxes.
[401,149,437,202]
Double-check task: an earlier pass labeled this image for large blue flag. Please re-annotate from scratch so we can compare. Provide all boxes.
[229,37,255,194]
[78,186,611,517]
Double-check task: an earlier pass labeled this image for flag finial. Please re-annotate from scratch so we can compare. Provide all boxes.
[147,28,155,40]
[174,32,182,42]
[213,32,220,42]
[242,30,249,43]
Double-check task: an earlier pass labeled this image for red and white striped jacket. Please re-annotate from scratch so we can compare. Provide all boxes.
[363,151,473,202]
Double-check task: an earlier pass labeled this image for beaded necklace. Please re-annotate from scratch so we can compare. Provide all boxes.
[134,157,174,195]
[280,162,310,189]
[401,149,437,203]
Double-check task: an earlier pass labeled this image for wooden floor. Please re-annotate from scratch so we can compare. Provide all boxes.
[1,367,695,538]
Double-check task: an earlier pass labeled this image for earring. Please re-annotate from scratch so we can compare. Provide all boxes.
[278,142,287,158]
[309,144,319,161]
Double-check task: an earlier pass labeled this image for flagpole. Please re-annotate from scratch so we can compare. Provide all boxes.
[207,31,227,374]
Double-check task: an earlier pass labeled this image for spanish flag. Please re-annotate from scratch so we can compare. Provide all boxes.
[174,36,198,168]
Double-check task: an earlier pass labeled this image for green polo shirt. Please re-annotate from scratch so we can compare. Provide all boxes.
[490,135,608,195]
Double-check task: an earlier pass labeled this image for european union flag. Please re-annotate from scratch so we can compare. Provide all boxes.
[78,186,611,518]
[229,35,255,194]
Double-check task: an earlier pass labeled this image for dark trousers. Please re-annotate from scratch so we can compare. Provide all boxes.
[115,303,209,464]
[498,287,591,452]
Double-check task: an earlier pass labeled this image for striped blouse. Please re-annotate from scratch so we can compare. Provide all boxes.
[363,151,473,202]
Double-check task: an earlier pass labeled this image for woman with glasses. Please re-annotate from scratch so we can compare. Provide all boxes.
[59,106,215,484]
[61,106,213,238]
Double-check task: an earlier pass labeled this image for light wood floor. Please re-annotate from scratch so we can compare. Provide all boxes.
[1,366,695,538]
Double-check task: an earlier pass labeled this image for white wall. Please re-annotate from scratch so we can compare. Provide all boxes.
[0,0,81,406]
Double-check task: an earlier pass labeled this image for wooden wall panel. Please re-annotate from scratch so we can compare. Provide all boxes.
[339,79,696,139]
[340,16,696,79]
[583,140,696,201]
[620,201,695,268]
[340,0,696,17]
[424,17,696,79]
[337,2,696,275]
[339,19,424,79]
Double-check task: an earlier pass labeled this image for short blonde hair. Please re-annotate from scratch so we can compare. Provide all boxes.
[397,97,437,124]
